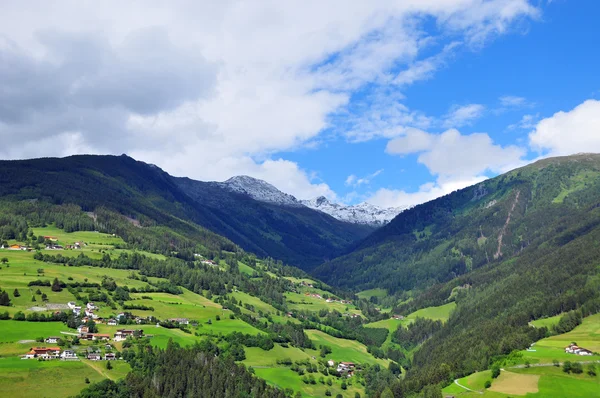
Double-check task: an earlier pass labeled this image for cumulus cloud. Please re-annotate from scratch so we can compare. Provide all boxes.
[499,95,527,107]
[370,128,526,207]
[529,99,600,155]
[0,0,539,199]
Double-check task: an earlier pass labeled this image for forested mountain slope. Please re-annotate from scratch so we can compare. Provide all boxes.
[0,154,371,269]
[314,153,600,293]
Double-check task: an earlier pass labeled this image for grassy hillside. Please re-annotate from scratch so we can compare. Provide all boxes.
[0,223,387,398]
[0,154,371,271]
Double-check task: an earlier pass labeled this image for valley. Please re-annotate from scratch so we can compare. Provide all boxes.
[0,154,599,397]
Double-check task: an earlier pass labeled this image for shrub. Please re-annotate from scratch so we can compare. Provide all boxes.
[484,380,491,389]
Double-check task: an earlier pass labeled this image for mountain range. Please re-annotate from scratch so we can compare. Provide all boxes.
[2,152,600,395]
[0,155,375,270]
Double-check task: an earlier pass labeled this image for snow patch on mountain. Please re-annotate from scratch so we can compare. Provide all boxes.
[300,196,407,226]
[217,175,302,207]
[217,175,406,225]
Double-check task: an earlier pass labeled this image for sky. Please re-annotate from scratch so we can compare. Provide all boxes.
[1,0,599,208]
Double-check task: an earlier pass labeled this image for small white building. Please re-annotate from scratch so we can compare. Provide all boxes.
[61,350,78,360]
[327,359,335,367]
[45,336,60,344]
[67,302,77,309]
[107,319,117,326]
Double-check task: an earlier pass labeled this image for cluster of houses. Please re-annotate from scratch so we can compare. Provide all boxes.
[168,318,190,325]
[326,360,356,377]
[565,343,594,356]
[303,292,352,306]
[22,347,78,360]
[68,301,99,319]
[1,244,31,251]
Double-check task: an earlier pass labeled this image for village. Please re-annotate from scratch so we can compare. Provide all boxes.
[19,298,194,362]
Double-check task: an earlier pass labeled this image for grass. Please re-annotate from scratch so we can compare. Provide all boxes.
[0,356,107,398]
[488,370,539,395]
[356,288,387,299]
[530,314,563,329]
[520,313,600,365]
[31,225,126,247]
[254,367,363,398]
[304,329,390,368]
[0,321,71,357]
[242,343,313,367]
[286,292,361,316]
[406,302,456,322]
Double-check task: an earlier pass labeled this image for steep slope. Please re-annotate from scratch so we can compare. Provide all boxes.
[0,155,372,269]
[301,196,407,226]
[313,153,600,293]
[174,177,373,269]
[216,175,302,207]
[310,153,600,392]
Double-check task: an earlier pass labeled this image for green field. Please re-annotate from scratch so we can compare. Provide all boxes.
[520,313,600,365]
[31,225,126,247]
[406,302,456,322]
[0,356,126,398]
[286,292,361,316]
[305,329,390,368]
[531,314,563,329]
[255,366,363,398]
[356,288,387,299]
[444,366,600,397]
[444,314,600,397]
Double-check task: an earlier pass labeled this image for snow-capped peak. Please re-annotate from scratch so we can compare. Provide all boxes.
[300,196,408,226]
[218,176,301,206]
[217,175,407,225]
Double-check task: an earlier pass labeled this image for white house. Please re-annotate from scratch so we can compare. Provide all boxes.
[168,318,189,325]
[77,325,89,334]
[327,359,335,367]
[67,302,77,309]
[45,336,60,344]
[61,350,78,360]
[104,353,116,360]
[87,353,102,361]
[107,319,117,326]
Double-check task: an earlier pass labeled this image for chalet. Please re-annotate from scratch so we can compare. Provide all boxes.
[73,306,82,315]
[77,325,89,334]
[326,298,334,303]
[23,347,61,359]
[391,315,405,320]
[61,350,78,360]
[92,333,111,341]
[45,336,60,344]
[114,329,141,341]
[201,259,218,266]
[565,344,593,356]
[327,359,335,367]
[107,319,117,326]
[340,300,352,304]
[43,236,58,241]
[67,302,77,309]
[9,244,22,250]
[86,302,96,310]
[104,353,116,360]
[87,353,102,361]
[286,312,294,317]
[168,318,189,325]
[337,362,356,373]
[46,244,64,250]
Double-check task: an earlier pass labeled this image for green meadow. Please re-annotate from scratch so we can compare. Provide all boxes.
[305,329,390,368]
[406,302,456,322]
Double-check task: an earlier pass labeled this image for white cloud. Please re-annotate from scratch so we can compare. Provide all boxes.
[0,1,539,198]
[529,99,600,155]
[368,175,488,208]
[443,104,486,128]
[508,113,539,130]
[374,128,526,207]
[499,95,527,107]
[345,169,383,187]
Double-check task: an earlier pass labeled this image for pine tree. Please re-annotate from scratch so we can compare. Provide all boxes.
[13,288,20,297]
[51,278,62,292]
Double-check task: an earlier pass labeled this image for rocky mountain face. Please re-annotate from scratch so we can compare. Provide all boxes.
[214,175,406,226]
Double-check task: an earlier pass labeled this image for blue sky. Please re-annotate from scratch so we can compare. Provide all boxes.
[278,0,600,206]
[1,1,600,208]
